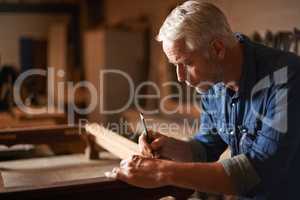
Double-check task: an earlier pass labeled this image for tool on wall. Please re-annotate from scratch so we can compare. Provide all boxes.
[251,28,300,55]
[0,65,18,112]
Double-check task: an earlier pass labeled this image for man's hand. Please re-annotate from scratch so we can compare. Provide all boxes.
[105,155,237,195]
[138,130,193,162]
[105,155,172,188]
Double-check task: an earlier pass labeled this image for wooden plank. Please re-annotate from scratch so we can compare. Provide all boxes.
[0,172,3,189]
[0,153,193,200]
[83,30,147,124]
[48,22,69,104]
[0,153,117,171]
[83,30,106,122]
[0,125,80,135]
[0,154,119,188]
[0,176,192,200]
[0,124,97,159]
[12,107,65,121]
[85,123,139,160]
[0,3,78,14]
[0,125,84,146]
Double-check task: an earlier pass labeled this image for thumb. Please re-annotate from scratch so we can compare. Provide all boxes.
[105,167,119,179]
[138,134,153,156]
[148,130,163,140]
[115,168,130,182]
[151,137,165,151]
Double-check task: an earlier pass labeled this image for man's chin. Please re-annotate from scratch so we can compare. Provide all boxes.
[185,81,213,94]
[195,87,207,94]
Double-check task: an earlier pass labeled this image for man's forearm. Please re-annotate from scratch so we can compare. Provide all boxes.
[162,138,194,162]
[161,161,237,195]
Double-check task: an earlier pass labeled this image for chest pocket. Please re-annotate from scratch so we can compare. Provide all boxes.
[239,123,260,154]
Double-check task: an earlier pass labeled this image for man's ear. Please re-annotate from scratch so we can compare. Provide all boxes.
[211,39,225,60]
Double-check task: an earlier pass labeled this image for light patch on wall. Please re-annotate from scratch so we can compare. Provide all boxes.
[0,14,69,69]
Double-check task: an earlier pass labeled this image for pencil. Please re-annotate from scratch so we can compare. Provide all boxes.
[139,112,149,142]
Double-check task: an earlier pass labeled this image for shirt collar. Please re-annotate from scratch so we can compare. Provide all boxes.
[233,33,257,99]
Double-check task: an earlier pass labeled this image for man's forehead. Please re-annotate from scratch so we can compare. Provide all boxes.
[162,39,187,64]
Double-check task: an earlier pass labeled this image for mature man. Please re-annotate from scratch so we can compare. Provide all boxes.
[106,1,300,199]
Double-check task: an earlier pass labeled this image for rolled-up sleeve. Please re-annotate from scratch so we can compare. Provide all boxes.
[247,73,300,193]
[219,154,261,194]
[220,67,300,196]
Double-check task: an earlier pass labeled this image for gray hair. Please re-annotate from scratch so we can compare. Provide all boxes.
[157,1,237,51]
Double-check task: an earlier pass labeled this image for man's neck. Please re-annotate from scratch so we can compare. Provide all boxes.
[221,42,244,92]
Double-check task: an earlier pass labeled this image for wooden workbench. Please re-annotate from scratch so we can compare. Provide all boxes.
[0,153,192,200]
[0,125,88,157]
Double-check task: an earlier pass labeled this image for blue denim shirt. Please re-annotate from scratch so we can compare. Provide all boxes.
[193,34,300,199]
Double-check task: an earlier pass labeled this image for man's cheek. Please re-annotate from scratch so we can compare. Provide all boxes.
[188,75,202,86]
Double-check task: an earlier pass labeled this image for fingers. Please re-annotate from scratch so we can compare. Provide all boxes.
[115,169,129,182]
[148,130,162,140]
[151,137,166,151]
[105,167,129,182]
[138,134,153,157]
[120,155,143,170]
[139,130,168,159]
[106,155,143,181]
[105,167,119,179]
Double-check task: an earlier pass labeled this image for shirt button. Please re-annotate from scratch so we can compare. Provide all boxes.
[231,103,236,107]
[241,128,248,133]
[230,130,235,135]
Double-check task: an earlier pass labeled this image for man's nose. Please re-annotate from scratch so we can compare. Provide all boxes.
[176,64,186,82]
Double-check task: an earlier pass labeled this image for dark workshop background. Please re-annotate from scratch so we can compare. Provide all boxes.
[0,1,299,199]
[0,0,298,165]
